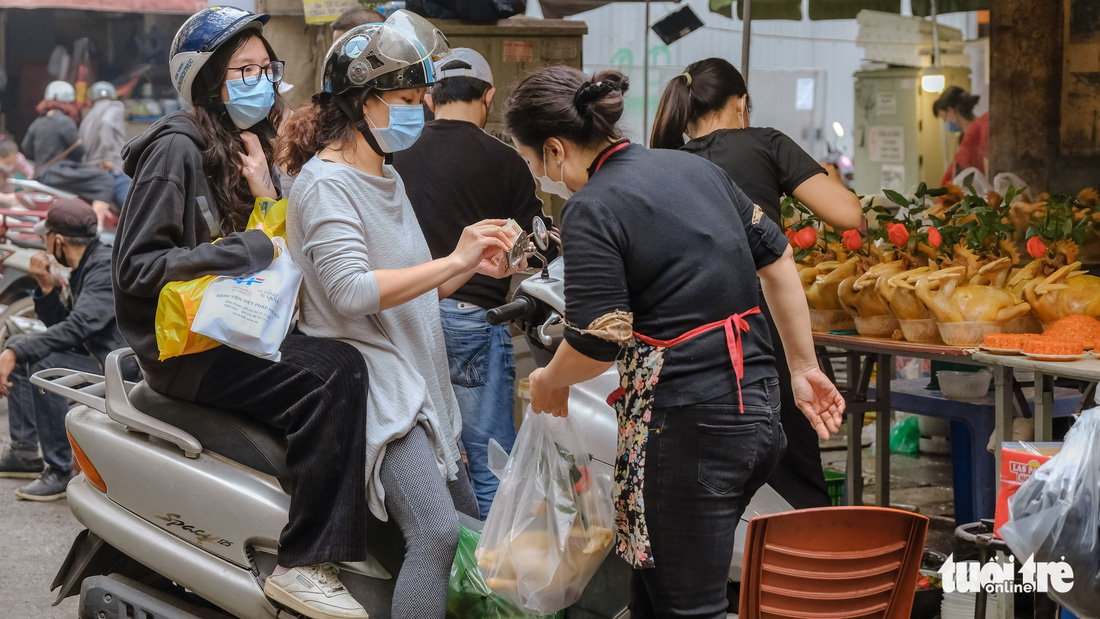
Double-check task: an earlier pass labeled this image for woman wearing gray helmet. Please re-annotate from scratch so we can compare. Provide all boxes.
[113,7,372,619]
[277,13,515,618]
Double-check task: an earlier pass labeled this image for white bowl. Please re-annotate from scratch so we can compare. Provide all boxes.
[937,321,1002,347]
[937,370,992,400]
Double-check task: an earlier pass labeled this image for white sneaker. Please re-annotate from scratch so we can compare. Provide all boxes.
[263,563,368,619]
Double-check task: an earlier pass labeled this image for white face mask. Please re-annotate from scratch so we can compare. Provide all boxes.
[536,151,574,200]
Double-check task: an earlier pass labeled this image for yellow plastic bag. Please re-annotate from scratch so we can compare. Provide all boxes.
[248,197,287,239]
[155,198,289,361]
[156,275,220,360]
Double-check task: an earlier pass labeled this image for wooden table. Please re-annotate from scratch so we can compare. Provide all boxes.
[813,333,982,508]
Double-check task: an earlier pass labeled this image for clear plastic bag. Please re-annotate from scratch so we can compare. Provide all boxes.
[999,408,1100,618]
[475,408,615,615]
[447,525,563,619]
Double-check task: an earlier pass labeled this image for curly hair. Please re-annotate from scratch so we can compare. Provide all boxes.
[189,30,286,235]
[276,90,366,176]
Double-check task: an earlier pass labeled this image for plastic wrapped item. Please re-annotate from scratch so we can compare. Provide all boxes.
[447,525,562,619]
[1000,408,1100,618]
[476,409,615,614]
[899,318,942,344]
[937,321,1002,347]
[854,314,900,338]
[809,309,855,333]
[191,238,302,362]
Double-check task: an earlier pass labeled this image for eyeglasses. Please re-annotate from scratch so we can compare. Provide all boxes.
[227,61,285,86]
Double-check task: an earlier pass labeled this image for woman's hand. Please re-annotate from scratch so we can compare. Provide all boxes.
[790,365,845,440]
[529,367,570,417]
[238,131,276,200]
[449,219,511,273]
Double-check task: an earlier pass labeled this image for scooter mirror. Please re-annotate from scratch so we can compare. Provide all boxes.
[531,216,550,253]
[507,233,529,269]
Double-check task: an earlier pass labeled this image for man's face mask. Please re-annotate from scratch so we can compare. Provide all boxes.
[50,235,68,268]
[535,148,574,200]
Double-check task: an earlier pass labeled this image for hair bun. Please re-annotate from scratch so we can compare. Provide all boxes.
[573,80,619,114]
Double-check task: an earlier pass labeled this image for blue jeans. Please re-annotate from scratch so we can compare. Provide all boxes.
[439,298,517,518]
[110,169,132,208]
[7,350,102,472]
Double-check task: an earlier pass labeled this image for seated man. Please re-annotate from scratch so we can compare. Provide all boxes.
[0,198,131,500]
[0,137,35,206]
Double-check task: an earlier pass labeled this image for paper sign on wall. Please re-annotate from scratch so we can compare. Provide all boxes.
[881,164,906,193]
[875,92,897,116]
[303,0,360,24]
[869,125,905,163]
[796,78,815,111]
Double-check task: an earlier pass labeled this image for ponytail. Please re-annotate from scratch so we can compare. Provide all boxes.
[276,91,359,176]
[650,58,749,150]
[650,73,693,150]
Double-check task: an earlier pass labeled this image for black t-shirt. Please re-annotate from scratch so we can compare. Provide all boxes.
[392,119,544,309]
[562,143,790,409]
[680,127,825,226]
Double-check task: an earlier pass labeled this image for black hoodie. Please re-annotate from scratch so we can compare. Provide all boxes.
[114,111,274,399]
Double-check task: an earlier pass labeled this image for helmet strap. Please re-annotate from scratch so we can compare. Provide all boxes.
[333,89,392,165]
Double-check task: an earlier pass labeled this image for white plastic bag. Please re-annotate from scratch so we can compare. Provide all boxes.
[191,237,302,362]
[476,408,615,614]
[952,166,992,196]
[999,408,1100,618]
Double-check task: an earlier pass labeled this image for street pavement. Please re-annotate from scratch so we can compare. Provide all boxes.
[0,401,80,618]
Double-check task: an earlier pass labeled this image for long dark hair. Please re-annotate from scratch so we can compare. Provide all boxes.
[190,30,286,235]
[502,66,628,157]
[933,86,980,121]
[650,58,749,150]
[276,88,367,176]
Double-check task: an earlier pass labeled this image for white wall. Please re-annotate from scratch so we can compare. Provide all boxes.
[530,0,979,158]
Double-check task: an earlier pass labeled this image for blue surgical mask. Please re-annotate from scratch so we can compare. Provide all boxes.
[224,77,275,130]
[366,95,425,153]
[946,121,960,133]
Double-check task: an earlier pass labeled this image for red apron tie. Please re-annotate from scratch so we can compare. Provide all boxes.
[633,307,762,413]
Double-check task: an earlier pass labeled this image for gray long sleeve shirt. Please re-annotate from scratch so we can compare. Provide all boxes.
[287,156,462,521]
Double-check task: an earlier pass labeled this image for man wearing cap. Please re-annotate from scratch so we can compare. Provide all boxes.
[0,198,130,501]
[392,48,546,517]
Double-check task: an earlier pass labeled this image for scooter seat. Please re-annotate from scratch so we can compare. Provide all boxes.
[128,383,291,483]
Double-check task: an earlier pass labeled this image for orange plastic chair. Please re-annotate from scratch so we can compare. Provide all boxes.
[739,507,929,619]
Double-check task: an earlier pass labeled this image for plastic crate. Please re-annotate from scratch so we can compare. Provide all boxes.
[824,469,845,506]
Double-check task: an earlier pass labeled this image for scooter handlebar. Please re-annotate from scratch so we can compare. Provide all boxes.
[486,297,533,326]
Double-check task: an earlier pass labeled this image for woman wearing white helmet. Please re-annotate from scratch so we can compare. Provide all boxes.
[113,7,372,619]
[22,80,116,225]
[277,13,514,618]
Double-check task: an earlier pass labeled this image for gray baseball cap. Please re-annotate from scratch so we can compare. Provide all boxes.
[433,48,493,87]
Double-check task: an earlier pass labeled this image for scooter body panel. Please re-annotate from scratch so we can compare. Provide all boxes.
[66,405,287,568]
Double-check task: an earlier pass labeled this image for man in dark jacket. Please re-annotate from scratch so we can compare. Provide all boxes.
[0,198,129,501]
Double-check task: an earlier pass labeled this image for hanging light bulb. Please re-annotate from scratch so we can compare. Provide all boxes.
[922,70,945,94]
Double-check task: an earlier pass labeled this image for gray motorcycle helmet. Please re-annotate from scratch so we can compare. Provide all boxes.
[321,10,450,95]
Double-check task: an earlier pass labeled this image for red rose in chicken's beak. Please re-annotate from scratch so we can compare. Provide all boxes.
[1027,236,1047,259]
[794,227,817,249]
[842,229,862,251]
[927,226,942,248]
[887,223,910,247]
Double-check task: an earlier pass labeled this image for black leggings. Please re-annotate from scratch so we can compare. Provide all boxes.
[761,302,832,509]
[193,334,369,567]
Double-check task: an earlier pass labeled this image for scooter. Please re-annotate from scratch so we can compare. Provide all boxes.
[34,216,791,619]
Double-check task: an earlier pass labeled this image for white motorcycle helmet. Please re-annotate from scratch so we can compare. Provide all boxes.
[44,80,76,103]
[89,81,117,101]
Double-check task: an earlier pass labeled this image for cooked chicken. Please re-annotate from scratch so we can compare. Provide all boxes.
[913,260,1032,324]
[804,257,860,311]
[1023,261,1100,324]
[840,260,907,318]
[880,266,935,320]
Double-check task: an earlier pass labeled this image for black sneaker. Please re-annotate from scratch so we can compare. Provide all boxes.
[0,445,44,479]
[15,466,75,501]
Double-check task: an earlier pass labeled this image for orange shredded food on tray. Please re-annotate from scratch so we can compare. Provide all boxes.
[1023,339,1084,356]
[983,333,1040,350]
[1042,315,1100,349]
